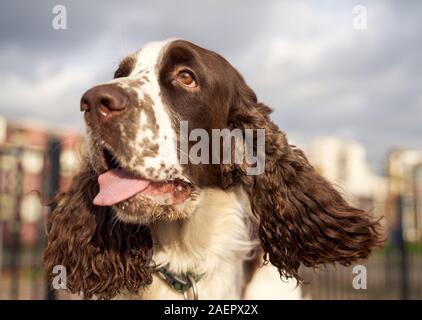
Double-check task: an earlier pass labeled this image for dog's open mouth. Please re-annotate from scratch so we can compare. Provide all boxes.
[93,148,193,206]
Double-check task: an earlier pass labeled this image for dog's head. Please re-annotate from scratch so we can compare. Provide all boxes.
[80,40,242,225]
[44,39,383,299]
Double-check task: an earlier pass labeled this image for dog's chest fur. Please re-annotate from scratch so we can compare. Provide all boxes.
[139,187,257,299]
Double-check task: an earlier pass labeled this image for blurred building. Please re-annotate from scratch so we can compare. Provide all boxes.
[0,119,47,247]
[0,116,84,299]
[387,148,422,242]
[307,137,387,219]
[0,117,84,245]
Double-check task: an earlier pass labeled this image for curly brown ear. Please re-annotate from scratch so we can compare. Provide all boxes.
[43,162,153,299]
[227,78,384,281]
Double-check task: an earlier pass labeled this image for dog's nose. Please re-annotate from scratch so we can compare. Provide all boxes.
[80,84,129,118]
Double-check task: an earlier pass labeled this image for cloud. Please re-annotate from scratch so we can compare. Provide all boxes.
[229,1,422,170]
[0,0,421,172]
[0,65,92,125]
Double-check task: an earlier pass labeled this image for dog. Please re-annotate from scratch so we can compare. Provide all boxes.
[43,39,383,299]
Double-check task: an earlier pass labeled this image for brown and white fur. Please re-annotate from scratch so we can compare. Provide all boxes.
[43,39,383,300]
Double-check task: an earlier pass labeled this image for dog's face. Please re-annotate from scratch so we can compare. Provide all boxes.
[81,40,237,224]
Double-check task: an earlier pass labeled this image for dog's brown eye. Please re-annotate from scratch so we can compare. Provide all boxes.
[177,70,196,87]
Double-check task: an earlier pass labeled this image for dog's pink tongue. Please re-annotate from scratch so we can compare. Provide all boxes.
[93,169,150,206]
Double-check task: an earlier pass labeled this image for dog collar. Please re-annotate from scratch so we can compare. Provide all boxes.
[155,265,203,300]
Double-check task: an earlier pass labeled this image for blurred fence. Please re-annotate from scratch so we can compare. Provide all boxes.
[300,249,422,300]
[0,242,46,299]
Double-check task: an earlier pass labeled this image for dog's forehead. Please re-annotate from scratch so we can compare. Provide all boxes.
[130,39,180,74]
[128,39,205,74]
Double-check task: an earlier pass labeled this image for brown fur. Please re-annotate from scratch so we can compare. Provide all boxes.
[43,162,153,299]
[114,55,136,79]
[224,70,384,281]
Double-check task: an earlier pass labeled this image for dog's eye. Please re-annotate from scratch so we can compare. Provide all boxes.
[177,70,197,88]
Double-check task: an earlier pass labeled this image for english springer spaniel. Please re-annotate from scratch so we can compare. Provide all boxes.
[43,39,383,300]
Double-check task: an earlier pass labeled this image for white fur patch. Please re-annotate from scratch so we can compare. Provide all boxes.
[100,40,184,181]
[142,186,258,299]
[131,41,182,179]
[136,186,302,300]
[243,266,302,300]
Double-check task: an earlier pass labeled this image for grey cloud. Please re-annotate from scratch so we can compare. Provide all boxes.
[237,1,422,172]
[1,0,421,173]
